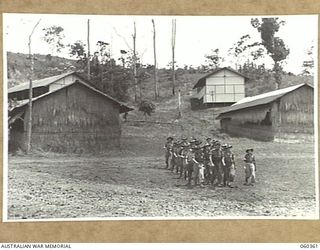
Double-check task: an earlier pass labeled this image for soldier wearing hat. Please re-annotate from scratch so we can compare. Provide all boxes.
[243,148,256,186]
[222,144,235,187]
[164,136,174,169]
[185,144,197,186]
[203,143,214,185]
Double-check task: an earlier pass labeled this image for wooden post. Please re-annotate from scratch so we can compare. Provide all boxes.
[178,89,181,118]
[87,19,91,80]
[26,19,41,154]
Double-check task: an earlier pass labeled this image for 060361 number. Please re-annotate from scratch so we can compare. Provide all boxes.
[300,244,318,248]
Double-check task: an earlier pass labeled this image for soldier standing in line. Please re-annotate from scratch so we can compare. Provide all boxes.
[222,144,235,187]
[243,148,256,186]
[170,141,179,172]
[185,139,198,186]
[203,143,214,185]
[164,137,174,169]
[194,141,204,186]
[179,143,188,179]
[174,142,183,174]
[211,141,223,187]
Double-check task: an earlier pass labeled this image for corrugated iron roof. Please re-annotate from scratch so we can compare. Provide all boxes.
[9,72,133,114]
[193,67,248,89]
[8,71,75,93]
[216,83,313,118]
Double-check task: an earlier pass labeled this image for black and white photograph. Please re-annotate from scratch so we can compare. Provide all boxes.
[3,13,318,221]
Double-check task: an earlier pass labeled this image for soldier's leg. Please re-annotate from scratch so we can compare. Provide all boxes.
[250,164,256,184]
[165,152,170,168]
[209,166,214,185]
[187,163,193,185]
[217,163,224,186]
[179,161,184,178]
[169,156,175,171]
[223,166,229,186]
[175,159,180,173]
[244,164,250,185]
[193,164,199,186]
[211,164,218,185]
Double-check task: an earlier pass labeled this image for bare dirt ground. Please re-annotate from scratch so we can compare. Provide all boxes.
[7,138,317,220]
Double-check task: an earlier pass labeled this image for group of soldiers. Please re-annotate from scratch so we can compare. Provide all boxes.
[164,136,257,188]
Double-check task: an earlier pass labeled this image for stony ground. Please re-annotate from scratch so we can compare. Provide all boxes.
[7,138,317,220]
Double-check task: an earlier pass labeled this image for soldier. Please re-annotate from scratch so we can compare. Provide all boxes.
[211,141,223,186]
[194,141,204,186]
[243,148,256,186]
[175,142,184,175]
[222,144,235,187]
[185,144,196,186]
[179,142,190,179]
[170,141,180,172]
[202,143,214,185]
[164,136,174,169]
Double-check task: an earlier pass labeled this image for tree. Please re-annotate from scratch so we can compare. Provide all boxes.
[132,21,138,102]
[27,18,41,154]
[302,45,314,76]
[251,18,290,89]
[87,19,91,80]
[69,40,131,101]
[152,19,159,99]
[205,48,223,69]
[42,25,65,55]
[171,19,176,95]
[138,100,155,117]
[228,34,265,69]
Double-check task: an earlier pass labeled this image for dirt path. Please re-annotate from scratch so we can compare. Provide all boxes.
[7,145,317,219]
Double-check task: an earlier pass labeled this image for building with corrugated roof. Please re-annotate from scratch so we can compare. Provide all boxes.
[191,67,247,110]
[216,83,314,141]
[8,72,133,153]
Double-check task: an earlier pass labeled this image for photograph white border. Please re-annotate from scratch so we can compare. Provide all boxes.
[2,13,319,222]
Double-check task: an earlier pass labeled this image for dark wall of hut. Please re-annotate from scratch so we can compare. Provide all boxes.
[220,104,275,141]
[22,83,121,153]
[275,85,314,134]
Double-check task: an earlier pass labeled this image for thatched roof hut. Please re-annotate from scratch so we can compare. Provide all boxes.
[8,72,133,153]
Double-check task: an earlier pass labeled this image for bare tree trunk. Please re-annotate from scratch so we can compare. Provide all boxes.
[133,22,138,102]
[26,19,41,154]
[152,19,159,100]
[274,62,282,89]
[171,19,176,96]
[178,89,181,118]
[87,19,91,80]
[109,35,114,95]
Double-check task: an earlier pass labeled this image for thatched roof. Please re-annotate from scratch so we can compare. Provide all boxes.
[193,67,248,89]
[216,83,313,119]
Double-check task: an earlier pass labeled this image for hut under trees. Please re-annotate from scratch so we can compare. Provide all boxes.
[216,83,314,141]
[8,72,133,153]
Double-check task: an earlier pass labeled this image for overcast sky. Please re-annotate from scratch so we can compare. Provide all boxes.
[3,14,318,74]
